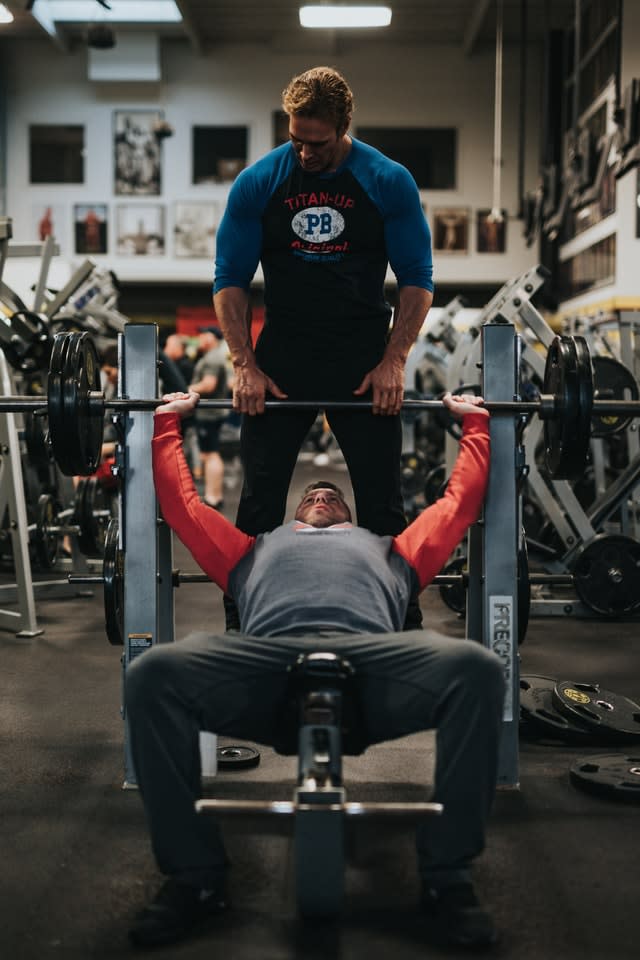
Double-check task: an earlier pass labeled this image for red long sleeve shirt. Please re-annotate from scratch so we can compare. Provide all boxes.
[152,413,490,635]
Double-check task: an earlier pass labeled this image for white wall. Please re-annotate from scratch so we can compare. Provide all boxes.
[2,36,544,291]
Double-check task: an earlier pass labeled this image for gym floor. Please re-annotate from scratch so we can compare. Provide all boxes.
[2,449,639,960]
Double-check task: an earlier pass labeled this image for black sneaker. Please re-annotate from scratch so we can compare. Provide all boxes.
[421,882,498,949]
[129,878,227,948]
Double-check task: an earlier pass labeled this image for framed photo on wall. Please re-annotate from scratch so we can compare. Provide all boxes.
[173,202,218,258]
[273,110,289,148]
[29,125,84,184]
[116,204,165,256]
[114,110,163,196]
[31,204,65,245]
[477,210,508,253]
[355,127,457,190]
[74,204,108,255]
[192,126,248,184]
[432,207,470,254]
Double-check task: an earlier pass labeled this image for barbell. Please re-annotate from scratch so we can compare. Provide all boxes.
[0,330,638,480]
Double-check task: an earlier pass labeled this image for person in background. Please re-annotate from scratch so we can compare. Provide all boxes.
[189,326,230,509]
[213,65,433,630]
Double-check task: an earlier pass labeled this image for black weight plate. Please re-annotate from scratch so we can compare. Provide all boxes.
[62,333,103,476]
[553,680,640,743]
[47,332,77,475]
[76,476,109,557]
[571,533,640,617]
[216,745,261,770]
[519,676,594,743]
[543,335,593,481]
[33,493,59,571]
[570,754,640,803]
[424,463,446,505]
[2,311,52,373]
[24,412,51,470]
[591,355,639,437]
[439,555,467,615]
[103,518,124,646]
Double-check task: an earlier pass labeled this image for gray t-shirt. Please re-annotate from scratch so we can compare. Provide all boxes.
[191,343,228,422]
[228,521,416,636]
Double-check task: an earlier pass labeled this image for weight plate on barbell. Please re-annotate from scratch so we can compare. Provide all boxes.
[553,680,640,743]
[47,332,77,476]
[570,754,640,803]
[571,533,640,617]
[103,517,124,646]
[519,676,594,743]
[62,332,104,476]
[216,745,261,770]
[591,355,639,437]
[543,335,593,481]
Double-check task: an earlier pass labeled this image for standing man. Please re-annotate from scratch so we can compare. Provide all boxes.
[213,65,433,627]
[189,327,229,510]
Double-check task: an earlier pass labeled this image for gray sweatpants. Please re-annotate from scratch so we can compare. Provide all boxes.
[125,629,505,891]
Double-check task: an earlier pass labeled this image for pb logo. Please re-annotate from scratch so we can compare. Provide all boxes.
[292,207,345,243]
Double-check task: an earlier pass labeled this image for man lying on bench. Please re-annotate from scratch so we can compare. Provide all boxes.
[125,390,504,950]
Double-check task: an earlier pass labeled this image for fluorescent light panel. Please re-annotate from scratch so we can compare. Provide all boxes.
[299,5,392,28]
[32,1,182,24]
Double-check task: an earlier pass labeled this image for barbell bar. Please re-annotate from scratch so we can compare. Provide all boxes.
[0,329,636,480]
[5,394,640,416]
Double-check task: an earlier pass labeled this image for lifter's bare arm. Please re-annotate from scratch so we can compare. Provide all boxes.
[213,286,287,415]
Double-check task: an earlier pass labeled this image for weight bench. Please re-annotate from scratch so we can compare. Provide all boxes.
[196,650,442,917]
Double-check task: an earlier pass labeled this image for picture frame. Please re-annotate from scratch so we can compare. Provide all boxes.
[173,202,218,258]
[273,110,289,148]
[113,109,163,196]
[192,126,248,184]
[355,127,457,190]
[74,204,108,255]
[432,207,470,254]
[477,209,507,253]
[29,124,84,184]
[116,204,165,256]
[31,204,65,245]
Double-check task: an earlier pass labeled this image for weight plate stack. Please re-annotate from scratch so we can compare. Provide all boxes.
[553,680,640,744]
[519,676,595,744]
[570,754,640,803]
[571,534,640,617]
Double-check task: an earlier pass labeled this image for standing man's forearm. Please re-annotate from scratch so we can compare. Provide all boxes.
[213,287,254,371]
[353,284,433,414]
[213,286,287,414]
[386,285,434,365]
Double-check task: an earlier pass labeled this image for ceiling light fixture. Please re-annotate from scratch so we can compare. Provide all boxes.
[299,5,392,28]
[0,3,14,24]
[31,1,182,25]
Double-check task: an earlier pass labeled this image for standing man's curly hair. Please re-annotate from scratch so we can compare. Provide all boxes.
[281,66,354,135]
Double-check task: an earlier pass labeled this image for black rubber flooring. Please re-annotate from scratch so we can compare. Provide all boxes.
[1,453,639,959]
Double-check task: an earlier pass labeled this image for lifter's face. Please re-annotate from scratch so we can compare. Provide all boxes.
[289,114,351,174]
[294,488,351,528]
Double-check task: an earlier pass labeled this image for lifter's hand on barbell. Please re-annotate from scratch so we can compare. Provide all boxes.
[155,391,201,417]
[442,391,489,420]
